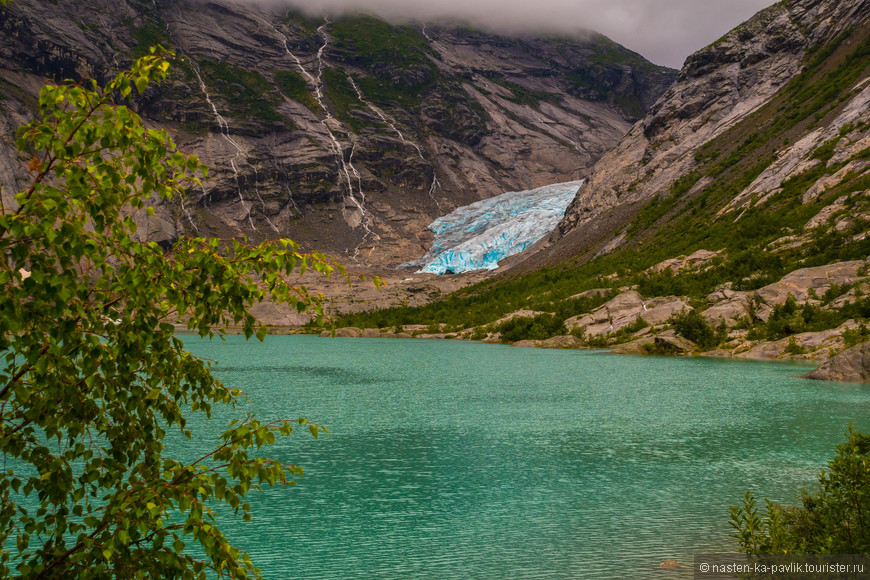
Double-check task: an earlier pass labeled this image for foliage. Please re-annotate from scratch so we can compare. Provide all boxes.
[784,336,807,355]
[131,23,172,58]
[670,308,723,350]
[494,314,566,342]
[273,70,321,113]
[730,427,870,555]
[747,294,870,342]
[321,67,367,132]
[198,60,287,127]
[0,53,355,578]
[843,323,870,349]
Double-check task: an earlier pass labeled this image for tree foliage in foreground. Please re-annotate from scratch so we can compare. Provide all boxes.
[0,53,354,577]
[731,427,870,555]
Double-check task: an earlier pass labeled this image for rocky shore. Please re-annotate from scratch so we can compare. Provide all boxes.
[313,255,870,383]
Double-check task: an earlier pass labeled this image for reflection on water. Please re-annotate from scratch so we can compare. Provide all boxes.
[179,335,870,579]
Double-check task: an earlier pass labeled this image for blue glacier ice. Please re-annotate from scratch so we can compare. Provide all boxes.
[410,180,584,275]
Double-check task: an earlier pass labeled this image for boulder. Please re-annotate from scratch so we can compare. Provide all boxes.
[567,291,691,337]
[491,309,549,326]
[538,335,583,349]
[640,296,691,325]
[701,293,751,328]
[610,336,656,354]
[733,320,858,360]
[828,281,870,309]
[334,327,363,338]
[361,328,382,338]
[706,286,736,303]
[651,336,697,354]
[755,260,866,306]
[648,249,720,274]
[248,301,310,326]
[566,290,646,336]
[803,342,870,383]
[609,334,695,355]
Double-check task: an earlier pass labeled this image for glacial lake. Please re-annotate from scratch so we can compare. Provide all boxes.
[180,334,870,579]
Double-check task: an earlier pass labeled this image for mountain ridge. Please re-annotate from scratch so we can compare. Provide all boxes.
[0,0,675,267]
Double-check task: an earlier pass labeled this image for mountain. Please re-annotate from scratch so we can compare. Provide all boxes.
[0,0,675,266]
[548,0,870,261]
[335,0,870,366]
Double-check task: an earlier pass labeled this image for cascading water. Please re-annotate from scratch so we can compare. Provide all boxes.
[262,16,373,248]
[166,6,264,232]
[187,62,257,231]
[346,75,442,211]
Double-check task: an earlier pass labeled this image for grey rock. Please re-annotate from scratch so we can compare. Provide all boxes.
[640,296,691,326]
[755,261,867,305]
[566,290,689,337]
[334,327,362,338]
[701,292,751,328]
[651,336,697,354]
[537,335,583,349]
[803,342,870,383]
[609,336,656,354]
[553,0,869,264]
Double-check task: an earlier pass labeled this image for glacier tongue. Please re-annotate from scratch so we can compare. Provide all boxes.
[411,180,584,275]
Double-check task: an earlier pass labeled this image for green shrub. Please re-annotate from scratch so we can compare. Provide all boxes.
[843,324,870,348]
[784,336,807,355]
[731,428,870,555]
[670,308,722,349]
[496,314,566,342]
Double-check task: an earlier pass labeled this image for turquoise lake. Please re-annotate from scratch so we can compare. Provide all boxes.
[180,334,870,579]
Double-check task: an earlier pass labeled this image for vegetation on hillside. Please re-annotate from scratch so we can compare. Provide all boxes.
[336,23,870,349]
[198,60,289,127]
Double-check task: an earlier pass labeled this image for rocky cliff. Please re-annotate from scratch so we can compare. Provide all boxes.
[551,0,870,257]
[0,0,675,266]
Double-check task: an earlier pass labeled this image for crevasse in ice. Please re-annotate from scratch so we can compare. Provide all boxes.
[410,180,584,275]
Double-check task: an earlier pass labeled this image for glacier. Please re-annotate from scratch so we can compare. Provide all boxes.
[409,180,584,275]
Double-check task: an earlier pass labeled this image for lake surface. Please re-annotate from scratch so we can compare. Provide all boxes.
[180,335,870,579]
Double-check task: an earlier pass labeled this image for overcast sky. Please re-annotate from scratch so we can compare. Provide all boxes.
[278,0,778,68]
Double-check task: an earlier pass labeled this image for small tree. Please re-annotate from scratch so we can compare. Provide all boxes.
[0,52,362,577]
[671,308,723,350]
[730,427,870,555]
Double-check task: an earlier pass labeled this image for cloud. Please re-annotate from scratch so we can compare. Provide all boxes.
[271,0,777,68]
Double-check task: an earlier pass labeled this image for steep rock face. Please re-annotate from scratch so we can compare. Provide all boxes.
[0,0,675,267]
[554,0,870,243]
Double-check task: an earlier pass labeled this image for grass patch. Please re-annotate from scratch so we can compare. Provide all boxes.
[321,67,367,132]
[274,70,321,113]
[198,60,287,127]
[131,23,171,58]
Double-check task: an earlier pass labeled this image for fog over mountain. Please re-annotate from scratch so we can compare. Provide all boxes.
[270,0,777,68]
